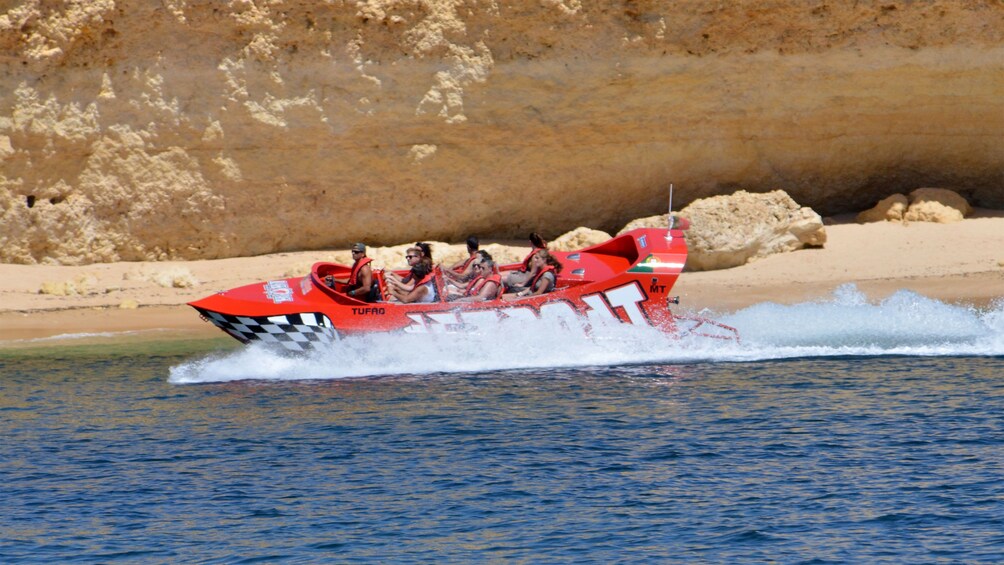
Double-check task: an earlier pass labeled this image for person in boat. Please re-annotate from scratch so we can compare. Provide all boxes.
[415,241,434,267]
[325,242,377,301]
[504,232,547,291]
[385,246,423,295]
[447,252,502,302]
[390,260,438,303]
[443,249,488,298]
[506,249,562,299]
[442,235,480,285]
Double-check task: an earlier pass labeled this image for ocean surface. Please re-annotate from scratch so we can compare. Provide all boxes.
[2,285,1003,563]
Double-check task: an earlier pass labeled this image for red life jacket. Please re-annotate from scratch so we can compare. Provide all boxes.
[464,275,485,296]
[520,248,542,272]
[455,253,477,273]
[490,273,504,299]
[528,265,556,293]
[465,273,502,298]
[414,270,434,287]
[414,270,438,301]
[349,257,373,286]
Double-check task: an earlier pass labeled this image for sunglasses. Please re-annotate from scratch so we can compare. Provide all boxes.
[405,254,417,259]
[472,263,484,270]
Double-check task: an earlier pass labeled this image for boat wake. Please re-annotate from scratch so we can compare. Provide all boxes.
[168,284,1004,384]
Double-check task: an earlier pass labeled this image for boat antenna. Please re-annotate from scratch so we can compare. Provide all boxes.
[666,184,675,238]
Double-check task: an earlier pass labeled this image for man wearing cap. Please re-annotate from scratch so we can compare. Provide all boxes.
[325,243,375,301]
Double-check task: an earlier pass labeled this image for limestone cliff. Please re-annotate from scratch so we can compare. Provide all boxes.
[1,0,1001,264]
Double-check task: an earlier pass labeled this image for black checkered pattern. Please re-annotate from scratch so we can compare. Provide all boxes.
[197,309,338,352]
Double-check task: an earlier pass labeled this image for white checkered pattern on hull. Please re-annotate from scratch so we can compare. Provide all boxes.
[198,310,338,352]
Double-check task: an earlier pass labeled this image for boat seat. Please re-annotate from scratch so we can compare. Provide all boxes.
[432,266,446,302]
[371,269,386,302]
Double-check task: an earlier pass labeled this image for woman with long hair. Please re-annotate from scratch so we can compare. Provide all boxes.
[504,232,547,291]
[506,249,562,299]
[390,258,438,303]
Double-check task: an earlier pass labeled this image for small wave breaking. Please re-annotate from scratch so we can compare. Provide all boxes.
[168,284,1004,384]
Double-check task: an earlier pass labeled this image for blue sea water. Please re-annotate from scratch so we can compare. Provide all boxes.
[2,285,1003,563]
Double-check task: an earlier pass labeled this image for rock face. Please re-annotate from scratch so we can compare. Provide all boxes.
[677,190,826,271]
[1,1,1002,264]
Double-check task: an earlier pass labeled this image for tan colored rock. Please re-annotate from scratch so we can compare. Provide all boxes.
[616,215,680,235]
[281,260,324,278]
[364,241,461,272]
[38,281,71,296]
[678,190,826,271]
[903,188,973,223]
[857,194,909,223]
[37,274,97,295]
[118,299,139,309]
[365,241,527,270]
[148,267,199,289]
[479,244,526,266]
[550,227,612,252]
[283,240,528,276]
[1,1,1001,265]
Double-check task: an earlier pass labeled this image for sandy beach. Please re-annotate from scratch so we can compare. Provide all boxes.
[2,212,1002,343]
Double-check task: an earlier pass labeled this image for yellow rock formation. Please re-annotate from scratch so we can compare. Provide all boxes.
[858,188,973,223]
[904,188,974,223]
[677,190,827,271]
[550,227,613,252]
[857,194,910,223]
[1,1,1002,265]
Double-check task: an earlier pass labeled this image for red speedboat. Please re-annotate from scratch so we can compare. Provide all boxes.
[189,227,738,352]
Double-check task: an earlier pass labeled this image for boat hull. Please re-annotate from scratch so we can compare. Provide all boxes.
[189,228,712,352]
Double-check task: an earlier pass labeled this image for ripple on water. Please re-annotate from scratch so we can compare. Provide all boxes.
[1,348,1002,562]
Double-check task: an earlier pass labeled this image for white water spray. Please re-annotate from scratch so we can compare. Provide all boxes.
[168,284,1004,384]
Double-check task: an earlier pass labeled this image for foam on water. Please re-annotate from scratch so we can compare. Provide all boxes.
[168,284,1004,384]
[721,284,1004,358]
[1,330,143,346]
[23,331,124,342]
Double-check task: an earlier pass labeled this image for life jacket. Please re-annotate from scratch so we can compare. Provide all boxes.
[455,253,477,273]
[465,273,502,298]
[528,265,556,293]
[520,248,542,272]
[349,257,373,286]
[489,273,505,299]
[464,275,485,296]
[489,266,504,299]
[414,270,439,302]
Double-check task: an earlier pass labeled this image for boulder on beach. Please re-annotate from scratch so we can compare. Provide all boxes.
[857,194,909,223]
[549,227,612,252]
[675,190,826,272]
[903,188,973,223]
[616,215,681,234]
[858,188,973,224]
